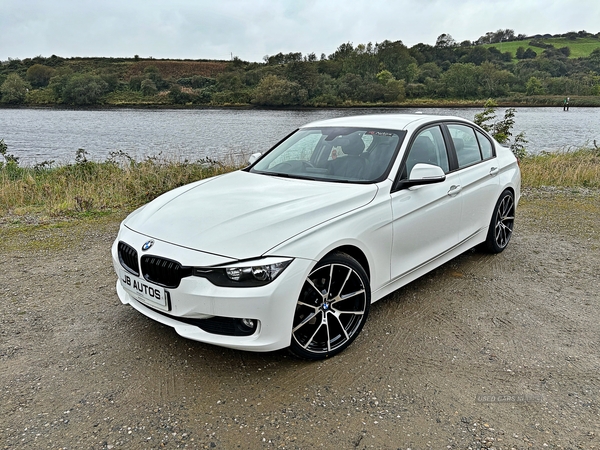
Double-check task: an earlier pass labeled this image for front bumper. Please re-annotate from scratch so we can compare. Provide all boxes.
[111,228,311,352]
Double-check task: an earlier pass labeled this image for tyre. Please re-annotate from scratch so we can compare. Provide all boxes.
[290,252,370,360]
[483,189,515,254]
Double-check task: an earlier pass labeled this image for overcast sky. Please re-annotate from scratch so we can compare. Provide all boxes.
[2,0,598,62]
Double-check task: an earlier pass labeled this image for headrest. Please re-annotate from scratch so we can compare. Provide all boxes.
[341,135,365,156]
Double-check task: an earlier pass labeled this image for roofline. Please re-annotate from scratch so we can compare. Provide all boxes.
[300,113,471,131]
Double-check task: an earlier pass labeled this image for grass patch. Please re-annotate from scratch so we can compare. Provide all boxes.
[484,36,600,59]
[520,146,600,188]
[1,144,598,223]
[0,150,245,218]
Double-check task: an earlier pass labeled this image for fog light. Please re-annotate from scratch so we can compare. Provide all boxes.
[241,318,255,328]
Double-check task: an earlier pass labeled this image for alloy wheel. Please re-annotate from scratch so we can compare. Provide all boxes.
[290,254,369,359]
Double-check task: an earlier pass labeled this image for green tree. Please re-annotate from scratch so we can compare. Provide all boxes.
[1,73,30,104]
[435,33,456,48]
[376,70,394,85]
[375,40,416,81]
[525,76,545,95]
[516,47,525,59]
[523,48,537,59]
[417,62,441,82]
[216,72,243,91]
[479,62,514,97]
[383,79,406,102]
[286,61,319,97]
[143,66,169,90]
[169,84,193,104]
[252,75,307,106]
[441,63,480,98]
[140,79,158,96]
[62,74,109,105]
[474,99,527,159]
[129,75,145,91]
[587,48,600,74]
[25,64,56,88]
[405,63,419,83]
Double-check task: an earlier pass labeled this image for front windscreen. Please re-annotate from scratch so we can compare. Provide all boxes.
[250,127,405,183]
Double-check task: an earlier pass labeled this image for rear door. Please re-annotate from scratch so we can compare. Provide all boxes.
[445,123,501,242]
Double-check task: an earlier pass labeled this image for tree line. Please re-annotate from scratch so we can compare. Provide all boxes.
[1,29,600,107]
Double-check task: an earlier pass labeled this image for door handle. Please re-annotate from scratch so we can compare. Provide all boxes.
[490,166,499,176]
[447,185,462,197]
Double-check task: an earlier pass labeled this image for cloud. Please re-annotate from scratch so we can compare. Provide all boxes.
[1,0,598,62]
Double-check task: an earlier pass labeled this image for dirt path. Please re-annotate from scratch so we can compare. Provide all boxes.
[1,188,599,449]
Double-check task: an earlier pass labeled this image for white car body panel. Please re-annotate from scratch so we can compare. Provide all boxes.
[125,170,378,260]
[390,169,463,281]
[112,113,521,354]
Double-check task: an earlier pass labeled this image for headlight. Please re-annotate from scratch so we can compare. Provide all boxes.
[193,257,293,287]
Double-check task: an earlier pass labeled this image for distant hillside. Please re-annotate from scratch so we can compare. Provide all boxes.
[126,60,229,79]
[484,36,600,59]
[1,30,600,108]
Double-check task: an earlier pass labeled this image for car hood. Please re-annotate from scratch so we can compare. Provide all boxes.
[124,170,378,260]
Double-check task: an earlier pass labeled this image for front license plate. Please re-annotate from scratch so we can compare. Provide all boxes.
[119,270,168,309]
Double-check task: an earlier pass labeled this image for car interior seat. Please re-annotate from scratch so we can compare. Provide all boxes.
[328,135,369,180]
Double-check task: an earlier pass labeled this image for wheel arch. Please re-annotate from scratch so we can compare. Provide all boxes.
[323,245,371,281]
[496,185,516,214]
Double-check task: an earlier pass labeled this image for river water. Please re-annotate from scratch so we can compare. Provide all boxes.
[0,107,598,165]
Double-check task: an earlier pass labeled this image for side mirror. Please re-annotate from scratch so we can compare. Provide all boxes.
[248,152,262,165]
[398,163,446,189]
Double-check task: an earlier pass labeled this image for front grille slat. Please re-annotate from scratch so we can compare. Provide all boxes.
[141,255,188,288]
[118,241,139,276]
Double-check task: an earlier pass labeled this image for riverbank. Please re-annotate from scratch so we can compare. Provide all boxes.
[1,145,599,222]
[2,95,600,109]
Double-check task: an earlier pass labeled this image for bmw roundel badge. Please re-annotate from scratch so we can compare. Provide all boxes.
[142,240,155,251]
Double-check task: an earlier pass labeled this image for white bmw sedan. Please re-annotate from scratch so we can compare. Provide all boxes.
[112,114,520,359]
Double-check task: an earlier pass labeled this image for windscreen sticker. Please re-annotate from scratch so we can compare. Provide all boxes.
[366,131,395,136]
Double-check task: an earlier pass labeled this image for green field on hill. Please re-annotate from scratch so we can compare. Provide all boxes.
[484,36,600,59]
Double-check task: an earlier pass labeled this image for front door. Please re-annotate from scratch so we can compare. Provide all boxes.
[390,125,462,281]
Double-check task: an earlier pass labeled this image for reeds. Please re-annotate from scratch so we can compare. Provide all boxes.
[1,145,598,219]
[520,146,600,188]
[0,149,245,217]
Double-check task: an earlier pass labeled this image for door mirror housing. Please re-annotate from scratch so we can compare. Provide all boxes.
[397,163,446,189]
[248,152,262,165]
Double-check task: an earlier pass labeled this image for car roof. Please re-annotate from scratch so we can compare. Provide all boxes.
[301,113,469,131]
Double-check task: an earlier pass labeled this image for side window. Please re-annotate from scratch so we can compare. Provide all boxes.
[448,124,482,169]
[476,130,494,160]
[403,126,449,179]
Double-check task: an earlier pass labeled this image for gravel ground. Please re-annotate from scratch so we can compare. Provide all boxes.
[1,188,599,449]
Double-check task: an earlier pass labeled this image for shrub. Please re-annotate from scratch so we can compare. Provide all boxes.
[526,76,545,95]
[140,79,158,96]
[0,73,31,104]
[62,74,109,105]
[168,84,193,104]
[252,75,307,106]
[25,64,56,88]
[474,99,528,159]
[129,75,145,91]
